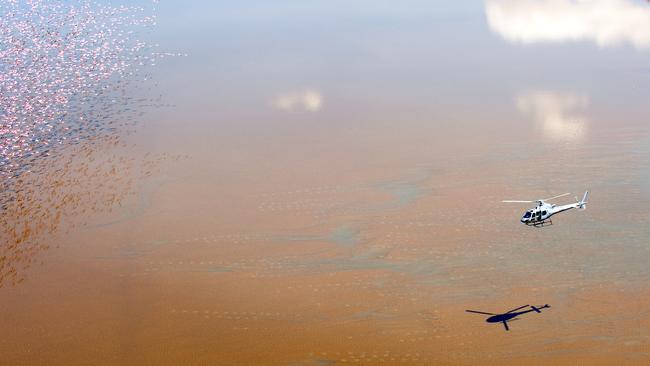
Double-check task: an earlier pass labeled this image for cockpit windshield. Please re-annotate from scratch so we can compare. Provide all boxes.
[523,211,532,218]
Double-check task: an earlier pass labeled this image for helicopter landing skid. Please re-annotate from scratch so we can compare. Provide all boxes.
[527,219,552,228]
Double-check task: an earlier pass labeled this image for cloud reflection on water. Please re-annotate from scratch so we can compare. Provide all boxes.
[485,0,650,49]
[271,90,323,112]
[516,91,588,142]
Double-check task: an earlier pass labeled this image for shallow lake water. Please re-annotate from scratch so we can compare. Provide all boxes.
[2,1,650,365]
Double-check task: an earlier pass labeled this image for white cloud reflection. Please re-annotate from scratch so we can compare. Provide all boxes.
[271,89,323,112]
[486,0,650,49]
[516,91,588,141]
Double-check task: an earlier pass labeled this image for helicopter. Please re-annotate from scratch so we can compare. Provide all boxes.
[502,191,589,227]
[466,304,550,331]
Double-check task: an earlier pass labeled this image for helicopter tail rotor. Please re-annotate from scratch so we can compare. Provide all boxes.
[532,304,551,313]
[531,306,541,313]
[578,191,589,209]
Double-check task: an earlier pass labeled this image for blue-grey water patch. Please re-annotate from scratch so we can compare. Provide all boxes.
[288,359,336,366]
[91,239,170,260]
[195,266,234,273]
[376,181,425,208]
[369,168,439,210]
[276,225,360,247]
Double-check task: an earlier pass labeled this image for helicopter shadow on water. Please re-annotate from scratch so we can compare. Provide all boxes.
[466,304,551,331]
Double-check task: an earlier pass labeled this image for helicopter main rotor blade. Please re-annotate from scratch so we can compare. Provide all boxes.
[506,304,530,313]
[465,310,495,315]
[542,193,570,202]
[502,200,534,203]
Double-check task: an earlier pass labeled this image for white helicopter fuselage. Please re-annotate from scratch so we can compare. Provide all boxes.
[519,191,589,226]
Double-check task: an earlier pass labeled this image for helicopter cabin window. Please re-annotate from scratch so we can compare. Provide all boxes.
[542,211,547,216]
[523,212,531,218]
